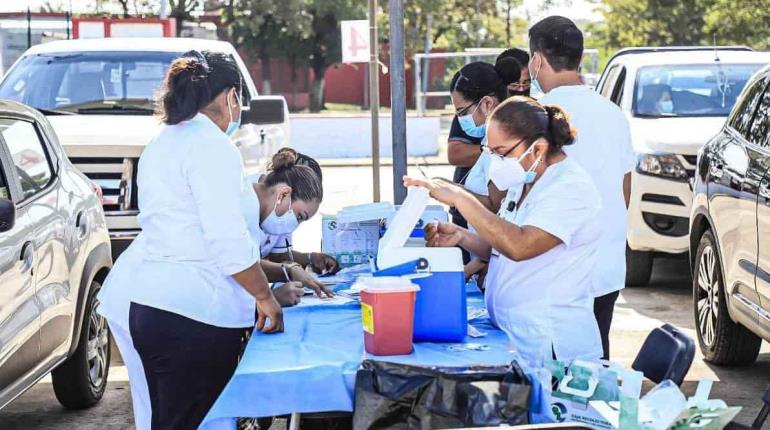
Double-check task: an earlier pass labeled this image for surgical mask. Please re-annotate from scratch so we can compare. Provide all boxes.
[225,89,242,136]
[530,55,544,95]
[487,144,542,194]
[659,100,674,114]
[261,195,299,235]
[457,100,487,138]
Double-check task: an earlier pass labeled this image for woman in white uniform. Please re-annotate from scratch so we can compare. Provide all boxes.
[450,60,520,211]
[97,50,283,429]
[448,60,520,279]
[240,148,335,305]
[405,96,603,365]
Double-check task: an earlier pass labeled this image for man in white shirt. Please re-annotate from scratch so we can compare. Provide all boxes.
[529,16,635,359]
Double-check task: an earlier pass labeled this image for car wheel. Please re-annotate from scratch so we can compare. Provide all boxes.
[51,279,110,409]
[626,246,653,286]
[693,230,761,365]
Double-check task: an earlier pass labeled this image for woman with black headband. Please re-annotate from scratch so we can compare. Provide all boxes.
[98,50,283,429]
[405,97,603,366]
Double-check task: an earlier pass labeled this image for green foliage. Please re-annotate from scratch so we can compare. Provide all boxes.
[593,0,770,53]
[704,0,770,50]
[381,0,526,55]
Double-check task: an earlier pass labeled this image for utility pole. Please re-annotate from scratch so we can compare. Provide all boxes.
[27,7,32,49]
[389,0,407,204]
[368,0,381,202]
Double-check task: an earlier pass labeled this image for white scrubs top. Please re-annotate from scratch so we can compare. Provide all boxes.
[463,142,491,197]
[540,86,635,298]
[98,113,260,330]
[484,157,603,365]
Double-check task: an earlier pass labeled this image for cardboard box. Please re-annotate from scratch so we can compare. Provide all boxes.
[321,214,381,268]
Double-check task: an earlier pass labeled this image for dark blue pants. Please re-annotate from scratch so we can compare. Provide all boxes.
[594,290,620,360]
[129,302,246,430]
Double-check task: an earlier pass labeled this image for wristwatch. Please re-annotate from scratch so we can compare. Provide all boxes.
[282,262,304,281]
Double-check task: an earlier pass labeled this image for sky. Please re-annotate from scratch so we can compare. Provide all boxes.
[1,0,604,24]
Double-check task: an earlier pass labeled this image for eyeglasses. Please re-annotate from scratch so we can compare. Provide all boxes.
[509,80,532,91]
[482,138,527,159]
[455,99,480,117]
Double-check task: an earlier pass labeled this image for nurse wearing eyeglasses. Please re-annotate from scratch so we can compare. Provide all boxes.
[405,96,603,365]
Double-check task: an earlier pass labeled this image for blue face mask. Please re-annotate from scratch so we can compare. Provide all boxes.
[530,54,544,95]
[457,100,487,138]
[225,89,242,137]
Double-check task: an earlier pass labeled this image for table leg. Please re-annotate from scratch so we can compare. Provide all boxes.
[288,413,301,430]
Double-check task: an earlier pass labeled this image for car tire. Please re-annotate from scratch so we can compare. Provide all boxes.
[51,279,111,409]
[626,246,653,286]
[693,230,761,365]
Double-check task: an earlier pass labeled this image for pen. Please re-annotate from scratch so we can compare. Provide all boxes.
[285,238,294,262]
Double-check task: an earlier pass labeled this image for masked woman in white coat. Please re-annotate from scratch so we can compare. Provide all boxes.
[405,97,603,366]
[97,50,283,430]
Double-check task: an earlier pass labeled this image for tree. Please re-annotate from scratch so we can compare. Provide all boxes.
[117,0,131,17]
[598,0,712,48]
[169,0,200,35]
[704,0,770,50]
[225,0,310,95]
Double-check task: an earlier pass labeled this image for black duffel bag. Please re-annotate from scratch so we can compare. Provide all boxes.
[353,360,531,430]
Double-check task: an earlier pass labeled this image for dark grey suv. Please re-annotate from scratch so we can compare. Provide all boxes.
[0,100,113,409]
[690,64,770,365]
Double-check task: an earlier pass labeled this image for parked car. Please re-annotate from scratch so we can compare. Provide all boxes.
[0,100,112,409]
[595,47,770,285]
[0,37,290,258]
[690,63,770,365]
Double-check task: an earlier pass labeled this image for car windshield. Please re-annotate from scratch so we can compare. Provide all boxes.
[0,51,180,114]
[633,63,763,118]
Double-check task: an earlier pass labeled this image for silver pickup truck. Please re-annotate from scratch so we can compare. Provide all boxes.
[0,37,290,257]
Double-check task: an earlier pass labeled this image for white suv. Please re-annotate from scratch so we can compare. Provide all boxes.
[0,38,290,258]
[596,47,770,285]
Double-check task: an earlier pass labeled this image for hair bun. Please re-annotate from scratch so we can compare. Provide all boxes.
[180,50,210,81]
[544,103,576,148]
[270,148,298,171]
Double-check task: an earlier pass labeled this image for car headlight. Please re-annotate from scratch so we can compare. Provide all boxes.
[637,153,689,181]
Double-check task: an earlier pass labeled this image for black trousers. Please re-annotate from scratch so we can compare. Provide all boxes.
[593,290,620,360]
[129,302,246,430]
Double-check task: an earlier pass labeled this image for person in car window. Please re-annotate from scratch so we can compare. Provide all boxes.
[97,50,283,430]
[639,84,674,115]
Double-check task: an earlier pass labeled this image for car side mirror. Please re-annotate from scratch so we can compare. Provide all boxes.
[0,198,15,233]
[241,96,286,126]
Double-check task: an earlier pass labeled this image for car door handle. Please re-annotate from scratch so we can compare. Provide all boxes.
[20,241,34,275]
[75,211,88,238]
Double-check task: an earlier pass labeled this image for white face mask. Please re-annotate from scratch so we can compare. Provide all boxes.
[487,144,542,198]
[260,194,299,235]
[658,100,674,114]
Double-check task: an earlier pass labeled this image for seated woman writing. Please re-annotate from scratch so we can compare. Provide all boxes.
[404,96,603,365]
[242,148,337,307]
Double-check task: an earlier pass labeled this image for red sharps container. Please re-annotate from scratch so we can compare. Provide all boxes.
[357,276,420,356]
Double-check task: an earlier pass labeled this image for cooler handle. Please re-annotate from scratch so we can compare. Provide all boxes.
[373,258,430,276]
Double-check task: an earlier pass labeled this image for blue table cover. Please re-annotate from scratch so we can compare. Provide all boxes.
[200,285,533,430]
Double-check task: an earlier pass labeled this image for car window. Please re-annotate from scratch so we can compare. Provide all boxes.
[0,51,251,113]
[633,63,763,118]
[599,65,620,98]
[0,119,53,201]
[610,68,626,106]
[747,85,770,147]
[729,78,768,140]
